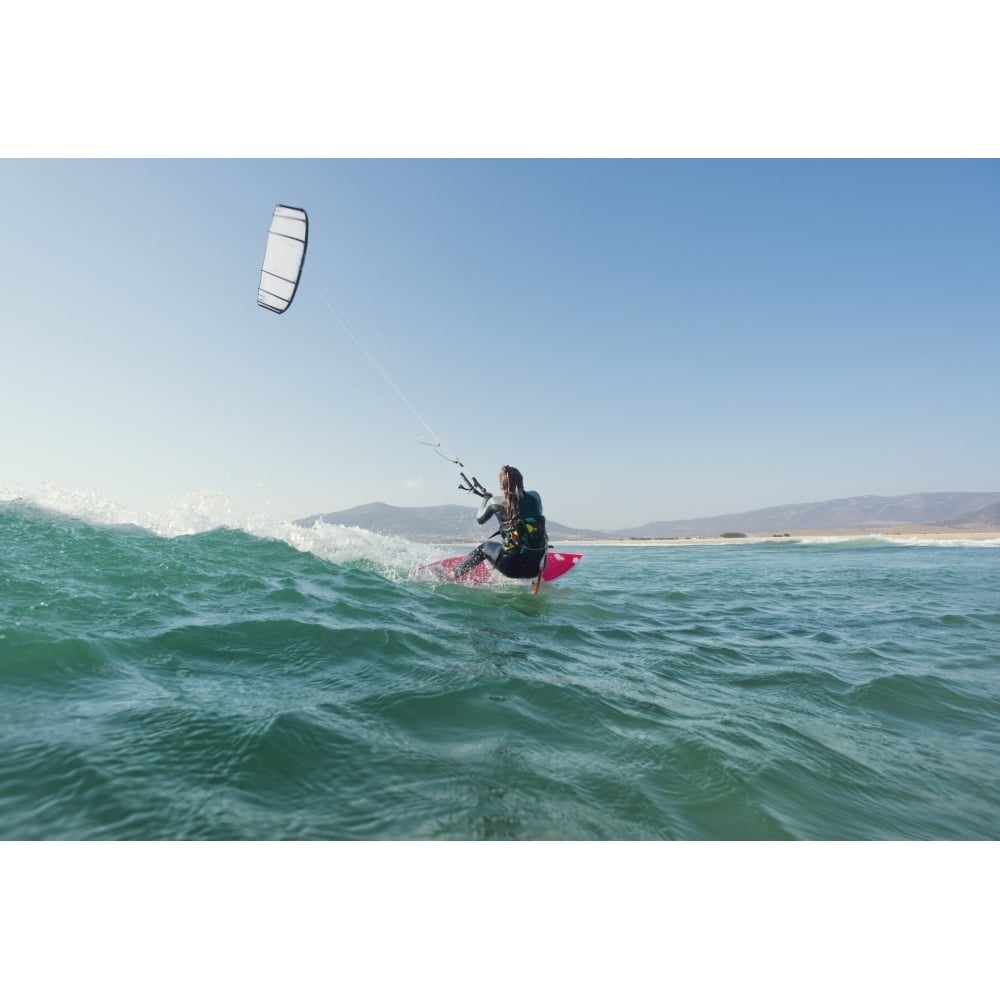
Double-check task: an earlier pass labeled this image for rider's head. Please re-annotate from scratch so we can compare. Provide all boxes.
[498,465,523,496]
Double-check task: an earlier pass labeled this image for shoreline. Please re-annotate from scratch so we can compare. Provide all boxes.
[557,528,1000,546]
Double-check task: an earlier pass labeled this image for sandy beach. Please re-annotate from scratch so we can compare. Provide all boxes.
[562,527,1000,546]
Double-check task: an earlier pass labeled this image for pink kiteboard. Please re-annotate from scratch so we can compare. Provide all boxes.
[413,551,582,587]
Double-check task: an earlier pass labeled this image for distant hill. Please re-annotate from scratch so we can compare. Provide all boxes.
[296,492,1000,541]
[939,500,1000,529]
[615,492,1000,537]
[295,502,606,543]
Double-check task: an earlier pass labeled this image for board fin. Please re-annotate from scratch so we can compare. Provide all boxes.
[531,553,547,594]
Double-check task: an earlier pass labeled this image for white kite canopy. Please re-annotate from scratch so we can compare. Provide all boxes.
[257,204,308,313]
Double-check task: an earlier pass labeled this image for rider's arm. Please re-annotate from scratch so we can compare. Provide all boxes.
[476,494,504,524]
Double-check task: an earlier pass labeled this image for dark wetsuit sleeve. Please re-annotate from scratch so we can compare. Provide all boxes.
[476,495,504,525]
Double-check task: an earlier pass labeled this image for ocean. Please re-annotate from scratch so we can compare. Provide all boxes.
[2,497,999,842]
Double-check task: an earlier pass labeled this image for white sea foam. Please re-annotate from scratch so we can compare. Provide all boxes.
[871,533,1000,548]
[0,482,451,573]
[786,533,1000,549]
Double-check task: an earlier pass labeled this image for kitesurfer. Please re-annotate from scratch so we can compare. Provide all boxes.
[454,465,549,580]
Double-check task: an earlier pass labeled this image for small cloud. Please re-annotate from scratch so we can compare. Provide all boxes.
[405,478,422,490]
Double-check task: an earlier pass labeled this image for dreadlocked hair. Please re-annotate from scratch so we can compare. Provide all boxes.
[498,465,524,525]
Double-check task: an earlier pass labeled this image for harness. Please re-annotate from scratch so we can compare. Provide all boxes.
[498,494,547,555]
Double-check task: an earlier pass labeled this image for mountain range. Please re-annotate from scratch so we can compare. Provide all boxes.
[615,493,1000,537]
[296,492,1000,542]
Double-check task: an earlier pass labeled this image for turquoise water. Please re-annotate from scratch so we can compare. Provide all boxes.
[2,499,999,840]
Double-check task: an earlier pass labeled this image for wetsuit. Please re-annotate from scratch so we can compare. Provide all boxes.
[454,490,549,580]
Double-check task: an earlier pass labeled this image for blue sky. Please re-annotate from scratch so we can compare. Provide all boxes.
[2,158,998,530]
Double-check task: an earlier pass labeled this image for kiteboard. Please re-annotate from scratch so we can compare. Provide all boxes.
[414,551,582,586]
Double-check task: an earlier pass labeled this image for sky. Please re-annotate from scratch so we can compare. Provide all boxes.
[3,6,999,532]
[3,157,998,531]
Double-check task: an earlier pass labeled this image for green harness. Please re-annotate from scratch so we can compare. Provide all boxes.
[500,493,548,554]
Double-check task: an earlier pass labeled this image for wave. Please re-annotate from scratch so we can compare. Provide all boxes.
[786,533,1000,549]
[0,486,456,581]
